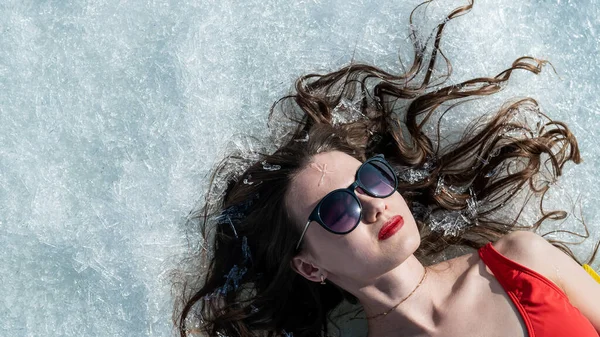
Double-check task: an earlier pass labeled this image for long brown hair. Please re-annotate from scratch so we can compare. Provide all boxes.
[173,0,588,336]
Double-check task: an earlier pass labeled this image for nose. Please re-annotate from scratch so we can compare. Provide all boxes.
[356,190,388,224]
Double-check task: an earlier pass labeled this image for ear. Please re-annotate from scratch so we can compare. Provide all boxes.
[290,253,326,283]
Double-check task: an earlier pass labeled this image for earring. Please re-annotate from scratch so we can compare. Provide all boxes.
[320,275,326,285]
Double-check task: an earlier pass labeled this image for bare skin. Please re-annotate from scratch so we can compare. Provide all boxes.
[309,162,334,186]
[365,250,530,337]
[287,151,578,337]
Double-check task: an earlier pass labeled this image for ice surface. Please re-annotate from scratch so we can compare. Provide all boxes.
[0,0,598,336]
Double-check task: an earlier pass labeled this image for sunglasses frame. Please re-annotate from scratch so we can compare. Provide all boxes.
[295,154,398,250]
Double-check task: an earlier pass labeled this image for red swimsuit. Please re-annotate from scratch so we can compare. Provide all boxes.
[478,242,598,337]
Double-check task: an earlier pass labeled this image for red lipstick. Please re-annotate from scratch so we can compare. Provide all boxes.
[378,215,404,241]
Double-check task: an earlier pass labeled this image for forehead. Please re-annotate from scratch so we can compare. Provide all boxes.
[286,151,362,222]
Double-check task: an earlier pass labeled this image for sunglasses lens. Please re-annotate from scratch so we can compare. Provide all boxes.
[319,191,361,233]
[360,160,396,197]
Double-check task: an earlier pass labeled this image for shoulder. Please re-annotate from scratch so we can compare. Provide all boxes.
[494,232,600,329]
[492,230,565,288]
[492,230,550,260]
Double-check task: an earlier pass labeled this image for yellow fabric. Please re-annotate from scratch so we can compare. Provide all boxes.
[583,264,600,284]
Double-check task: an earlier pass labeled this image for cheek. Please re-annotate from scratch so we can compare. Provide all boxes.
[392,193,412,216]
[323,228,378,263]
[306,228,370,266]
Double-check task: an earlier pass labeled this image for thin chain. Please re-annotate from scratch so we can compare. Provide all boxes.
[365,267,428,320]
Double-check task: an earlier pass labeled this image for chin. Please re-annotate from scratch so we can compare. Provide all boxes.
[397,223,421,254]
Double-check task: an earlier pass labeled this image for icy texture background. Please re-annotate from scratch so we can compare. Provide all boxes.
[0,0,598,336]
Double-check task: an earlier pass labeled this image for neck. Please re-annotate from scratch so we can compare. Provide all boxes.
[348,255,446,336]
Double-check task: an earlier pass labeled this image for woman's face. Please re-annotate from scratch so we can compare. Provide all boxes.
[287,151,421,286]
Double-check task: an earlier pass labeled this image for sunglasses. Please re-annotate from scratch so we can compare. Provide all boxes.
[295,154,398,250]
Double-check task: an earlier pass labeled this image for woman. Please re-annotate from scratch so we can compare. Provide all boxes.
[174,1,600,336]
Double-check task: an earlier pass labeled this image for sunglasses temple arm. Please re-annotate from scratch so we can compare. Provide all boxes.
[295,220,312,250]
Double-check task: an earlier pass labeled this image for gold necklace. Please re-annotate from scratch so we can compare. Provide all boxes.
[365,267,428,320]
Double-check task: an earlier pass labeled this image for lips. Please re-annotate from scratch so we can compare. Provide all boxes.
[378,215,404,241]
